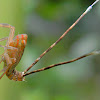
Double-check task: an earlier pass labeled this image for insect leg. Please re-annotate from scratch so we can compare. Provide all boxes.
[0,53,12,79]
[24,0,99,74]
[23,50,100,77]
[0,23,15,46]
[0,44,17,50]
[0,37,8,42]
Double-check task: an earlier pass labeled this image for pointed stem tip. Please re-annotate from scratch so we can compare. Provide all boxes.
[85,0,99,13]
[91,0,99,7]
[91,50,100,55]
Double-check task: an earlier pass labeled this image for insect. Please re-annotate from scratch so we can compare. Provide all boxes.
[0,0,99,81]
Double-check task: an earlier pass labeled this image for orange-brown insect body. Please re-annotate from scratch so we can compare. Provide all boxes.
[2,34,27,81]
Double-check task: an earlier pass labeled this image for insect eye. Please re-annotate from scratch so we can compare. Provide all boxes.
[20,34,28,43]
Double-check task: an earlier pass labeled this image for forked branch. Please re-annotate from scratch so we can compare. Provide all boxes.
[24,0,99,75]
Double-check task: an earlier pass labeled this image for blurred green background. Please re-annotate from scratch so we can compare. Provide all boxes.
[0,0,100,100]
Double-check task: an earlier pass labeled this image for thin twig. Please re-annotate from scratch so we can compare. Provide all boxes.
[23,50,100,77]
[24,0,99,74]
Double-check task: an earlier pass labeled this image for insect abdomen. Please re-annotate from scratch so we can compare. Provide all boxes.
[5,34,27,81]
[6,70,25,81]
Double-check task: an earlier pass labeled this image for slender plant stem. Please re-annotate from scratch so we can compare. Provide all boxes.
[23,51,100,77]
[24,0,99,75]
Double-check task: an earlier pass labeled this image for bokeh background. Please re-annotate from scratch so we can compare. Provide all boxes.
[0,0,100,100]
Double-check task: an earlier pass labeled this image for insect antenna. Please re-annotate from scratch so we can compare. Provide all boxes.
[23,0,99,76]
